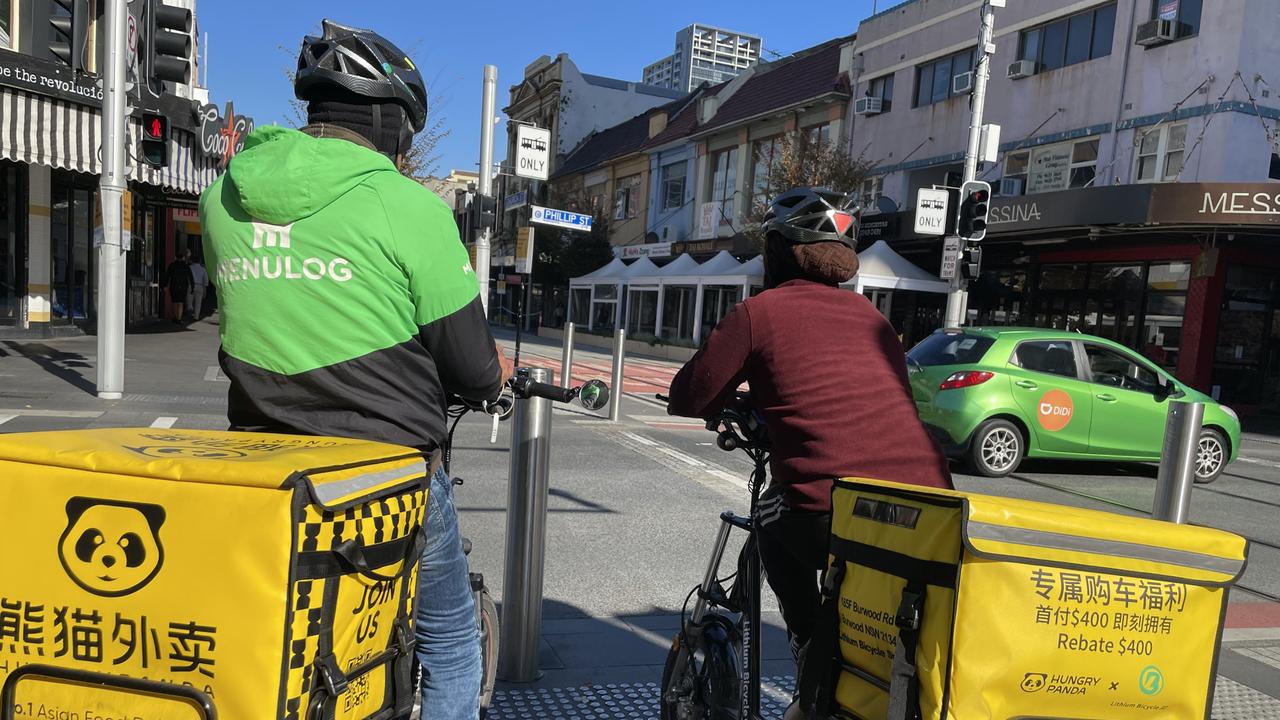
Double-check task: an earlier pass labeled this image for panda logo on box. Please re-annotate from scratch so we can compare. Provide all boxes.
[58,497,166,597]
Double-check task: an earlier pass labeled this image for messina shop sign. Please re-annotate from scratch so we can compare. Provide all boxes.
[1150,184,1280,225]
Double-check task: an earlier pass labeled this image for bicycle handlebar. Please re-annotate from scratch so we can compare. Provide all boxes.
[514,377,575,404]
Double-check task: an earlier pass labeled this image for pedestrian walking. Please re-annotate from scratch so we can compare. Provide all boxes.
[165,250,193,323]
[188,256,209,320]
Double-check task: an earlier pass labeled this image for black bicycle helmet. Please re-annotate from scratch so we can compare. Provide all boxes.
[761,187,860,248]
[295,20,428,132]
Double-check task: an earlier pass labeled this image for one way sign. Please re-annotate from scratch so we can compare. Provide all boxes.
[515,125,550,181]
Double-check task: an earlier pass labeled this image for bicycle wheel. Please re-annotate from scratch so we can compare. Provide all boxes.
[479,589,500,718]
[659,614,740,720]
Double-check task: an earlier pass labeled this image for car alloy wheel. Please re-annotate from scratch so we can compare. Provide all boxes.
[981,426,1021,475]
[1194,432,1226,484]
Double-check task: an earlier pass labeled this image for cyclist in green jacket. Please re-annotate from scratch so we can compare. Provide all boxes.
[200,20,511,719]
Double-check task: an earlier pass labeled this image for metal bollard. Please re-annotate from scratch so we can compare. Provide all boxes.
[499,367,555,682]
[1153,400,1204,524]
[609,328,626,422]
[560,322,575,389]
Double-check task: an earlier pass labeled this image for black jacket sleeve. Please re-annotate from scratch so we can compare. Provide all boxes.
[418,296,505,403]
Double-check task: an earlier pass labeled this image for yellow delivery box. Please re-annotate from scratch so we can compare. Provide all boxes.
[801,477,1248,720]
[0,428,431,720]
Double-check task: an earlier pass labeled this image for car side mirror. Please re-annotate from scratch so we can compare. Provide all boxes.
[1154,382,1181,402]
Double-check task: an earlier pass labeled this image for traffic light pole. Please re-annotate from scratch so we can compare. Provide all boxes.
[476,65,498,317]
[945,0,998,329]
[96,0,129,399]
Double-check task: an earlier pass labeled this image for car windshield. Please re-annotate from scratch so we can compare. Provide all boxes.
[908,332,995,366]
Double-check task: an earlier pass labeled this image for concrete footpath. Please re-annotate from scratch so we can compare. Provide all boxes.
[1,321,1278,718]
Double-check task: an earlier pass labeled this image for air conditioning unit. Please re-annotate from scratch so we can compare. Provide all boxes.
[999,177,1025,197]
[854,96,884,115]
[1136,19,1183,47]
[952,71,975,95]
[1007,60,1038,80]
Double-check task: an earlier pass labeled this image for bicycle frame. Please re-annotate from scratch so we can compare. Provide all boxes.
[667,394,770,720]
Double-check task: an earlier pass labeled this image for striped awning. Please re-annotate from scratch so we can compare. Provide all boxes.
[0,86,219,196]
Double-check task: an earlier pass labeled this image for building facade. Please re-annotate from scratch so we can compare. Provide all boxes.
[850,0,1280,410]
[505,54,685,183]
[642,24,763,93]
[1,0,236,337]
[420,169,479,210]
[688,38,855,252]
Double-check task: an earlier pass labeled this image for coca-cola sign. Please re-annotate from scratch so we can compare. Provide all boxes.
[199,101,254,167]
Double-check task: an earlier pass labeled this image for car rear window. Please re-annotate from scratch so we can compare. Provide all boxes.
[908,333,995,366]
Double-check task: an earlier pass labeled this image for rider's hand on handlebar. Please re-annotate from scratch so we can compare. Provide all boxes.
[496,341,515,385]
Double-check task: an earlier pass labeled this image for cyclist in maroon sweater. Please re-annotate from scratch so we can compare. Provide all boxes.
[667,187,952,654]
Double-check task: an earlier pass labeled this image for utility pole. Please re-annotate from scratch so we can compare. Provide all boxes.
[945,0,1000,329]
[96,0,129,399]
[476,65,498,317]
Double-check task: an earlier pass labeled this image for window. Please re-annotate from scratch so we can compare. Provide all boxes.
[1134,123,1187,183]
[660,162,687,211]
[613,174,642,220]
[0,0,10,49]
[1002,137,1099,195]
[586,184,607,216]
[866,74,895,112]
[751,136,783,209]
[1150,0,1201,36]
[860,176,884,208]
[1018,4,1116,72]
[914,49,973,107]
[708,147,738,227]
[1085,345,1162,394]
[1014,341,1080,379]
[803,124,831,145]
[907,332,995,366]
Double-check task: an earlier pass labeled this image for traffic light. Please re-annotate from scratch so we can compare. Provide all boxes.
[960,243,983,280]
[139,112,168,167]
[454,188,474,238]
[472,194,497,237]
[145,0,193,92]
[957,180,992,242]
[48,0,90,72]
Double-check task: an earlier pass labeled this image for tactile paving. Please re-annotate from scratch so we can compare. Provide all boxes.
[482,675,1280,719]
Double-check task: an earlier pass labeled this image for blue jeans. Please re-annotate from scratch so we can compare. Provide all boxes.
[415,469,481,719]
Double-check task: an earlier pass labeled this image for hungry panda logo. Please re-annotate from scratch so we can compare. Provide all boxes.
[58,497,166,597]
[1021,672,1048,693]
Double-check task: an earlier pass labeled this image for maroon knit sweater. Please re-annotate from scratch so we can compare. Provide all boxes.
[667,279,953,511]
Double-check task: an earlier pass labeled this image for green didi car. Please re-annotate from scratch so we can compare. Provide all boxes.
[906,328,1240,483]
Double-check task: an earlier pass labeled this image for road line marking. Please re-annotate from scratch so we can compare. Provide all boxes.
[708,469,748,490]
[620,431,657,447]
[656,446,705,467]
[0,408,103,418]
[1238,456,1280,470]
[150,416,178,429]
[0,414,17,427]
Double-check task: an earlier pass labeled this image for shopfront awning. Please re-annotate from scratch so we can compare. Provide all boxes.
[569,257,628,286]
[0,86,218,195]
[843,240,949,293]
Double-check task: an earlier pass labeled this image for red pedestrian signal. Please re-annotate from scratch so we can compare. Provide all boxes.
[140,113,169,167]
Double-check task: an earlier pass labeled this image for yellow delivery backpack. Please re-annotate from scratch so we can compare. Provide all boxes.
[799,477,1248,720]
[0,428,432,720]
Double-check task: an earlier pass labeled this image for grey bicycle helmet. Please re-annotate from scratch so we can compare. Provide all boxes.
[761,187,860,248]
[295,20,428,132]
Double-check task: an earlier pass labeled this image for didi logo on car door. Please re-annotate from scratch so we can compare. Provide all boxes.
[1037,390,1074,432]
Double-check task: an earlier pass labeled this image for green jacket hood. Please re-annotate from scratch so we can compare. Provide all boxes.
[226,126,397,226]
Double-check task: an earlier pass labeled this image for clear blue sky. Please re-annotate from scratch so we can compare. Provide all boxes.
[198,0,883,175]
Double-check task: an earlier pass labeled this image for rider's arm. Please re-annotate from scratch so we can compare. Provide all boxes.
[386,188,505,404]
[667,303,751,418]
[419,296,506,403]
